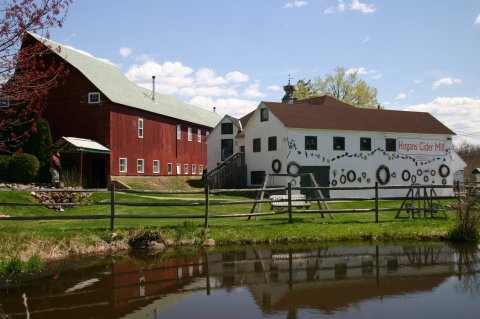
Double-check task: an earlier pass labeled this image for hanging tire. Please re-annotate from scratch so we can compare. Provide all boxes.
[402,170,411,182]
[340,175,347,184]
[442,178,447,185]
[331,179,337,186]
[417,169,422,176]
[431,169,436,176]
[271,159,281,173]
[287,161,301,174]
[423,175,429,183]
[411,175,417,183]
[376,165,390,185]
[347,170,356,183]
[439,164,450,178]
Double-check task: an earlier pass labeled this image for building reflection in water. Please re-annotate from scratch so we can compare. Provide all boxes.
[0,244,479,319]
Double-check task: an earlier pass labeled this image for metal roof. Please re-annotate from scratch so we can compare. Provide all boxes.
[54,136,111,154]
[28,33,221,128]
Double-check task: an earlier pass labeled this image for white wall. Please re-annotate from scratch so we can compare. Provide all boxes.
[207,116,242,172]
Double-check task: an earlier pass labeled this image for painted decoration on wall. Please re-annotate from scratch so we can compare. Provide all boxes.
[439,164,450,178]
[376,165,390,185]
[271,159,281,173]
[347,170,356,182]
[340,175,347,184]
[402,170,411,182]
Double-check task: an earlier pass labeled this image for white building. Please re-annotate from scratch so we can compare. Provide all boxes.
[207,95,466,198]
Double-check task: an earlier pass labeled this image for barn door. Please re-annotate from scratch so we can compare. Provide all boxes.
[299,166,330,198]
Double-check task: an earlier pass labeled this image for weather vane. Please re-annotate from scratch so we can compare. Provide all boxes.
[287,74,294,85]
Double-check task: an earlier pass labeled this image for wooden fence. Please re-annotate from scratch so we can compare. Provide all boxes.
[0,182,464,230]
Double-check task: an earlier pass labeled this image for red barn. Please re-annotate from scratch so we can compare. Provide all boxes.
[25,33,221,187]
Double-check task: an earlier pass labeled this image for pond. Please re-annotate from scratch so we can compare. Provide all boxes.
[1,243,480,319]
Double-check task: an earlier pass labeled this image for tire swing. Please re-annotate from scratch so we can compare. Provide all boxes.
[376,165,390,185]
[347,170,356,183]
[287,161,301,174]
[271,159,281,173]
[439,164,450,178]
[401,170,411,182]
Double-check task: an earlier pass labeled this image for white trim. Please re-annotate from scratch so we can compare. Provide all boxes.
[199,164,204,174]
[138,118,144,138]
[153,160,160,174]
[119,158,127,173]
[167,163,173,174]
[137,159,144,173]
[197,129,202,142]
[177,124,181,140]
[192,164,196,175]
[188,127,192,141]
[176,163,181,175]
[88,92,101,104]
[184,163,189,175]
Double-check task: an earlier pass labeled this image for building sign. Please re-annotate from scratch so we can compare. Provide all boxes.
[397,138,446,156]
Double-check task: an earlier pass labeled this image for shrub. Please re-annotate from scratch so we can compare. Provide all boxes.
[0,154,10,181]
[448,187,480,242]
[23,118,53,183]
[7,153,40,183]
[61,166,82,187]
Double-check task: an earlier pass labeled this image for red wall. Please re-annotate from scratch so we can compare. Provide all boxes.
[110,104,210,176]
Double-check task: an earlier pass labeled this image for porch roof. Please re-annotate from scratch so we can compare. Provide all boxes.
[53,136,111,154]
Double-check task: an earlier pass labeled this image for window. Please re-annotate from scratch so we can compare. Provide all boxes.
[386,138,396,152]
[260,108,269,122]
[184,164,189,175]
[197,129,202,142]
[251,171,266,185]
[221,123,233,134]
[119,158,127,173]
[137,159,144,173]
[176,163,181,174]
[138,118,144,138]
[153,160,160,174]
[188,127,192,141]
[333,137,345,150]
[199,165,204,175]
[253,138,261,152]
[192,164,196,175]
[167,163,173,174]
[0,96,9,108]
[268,136,277,151]
[305,136,317,150]
[177,124,181,140]
[221,139,233,161]
[360,137,371,151]
[88,92,100,104]
[240,145,245,153]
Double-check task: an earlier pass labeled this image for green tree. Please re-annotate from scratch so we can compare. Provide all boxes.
[294,79,315,100]
[23,118,53,182]
[295,67,379,109]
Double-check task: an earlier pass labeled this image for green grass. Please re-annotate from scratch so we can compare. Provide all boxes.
[0,188,461,272]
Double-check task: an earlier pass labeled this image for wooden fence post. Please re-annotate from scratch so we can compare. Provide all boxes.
[204,184,209,228]
[288,182,292,223]
[375,182,379,223]
[110,183,115,231]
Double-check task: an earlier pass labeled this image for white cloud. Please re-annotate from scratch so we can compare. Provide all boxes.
[119,47,132,58]
[396,93,407,100]
[125,60,194,88]
[195,68,227,86]
[475,14,480,24]
[179,86,237,97]
[324,0,345,14]
[346,67,382,79]
[403,97,480,145]
[225,71,249,83]
[267,85,282,91]
[431,77,462,89]
[189,97,258,118]
[283,1,309,9]
[243,82,266,98]
[362,36,370,44]
[350,0,376,14]
[413,79,421,84]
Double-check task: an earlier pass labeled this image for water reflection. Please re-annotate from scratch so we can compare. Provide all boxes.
[1,244,479,319]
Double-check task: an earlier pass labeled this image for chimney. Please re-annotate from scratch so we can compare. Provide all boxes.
[281,80,297,104]
[152,76,156,101]
[213,106,216,113]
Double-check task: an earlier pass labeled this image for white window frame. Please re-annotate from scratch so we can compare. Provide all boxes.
[184,163,189,175]
[199,165,204,175]
[137,159,144,173]
[176,124,181,140]
[119,158,127,173]
[167,163,173,175]
[138,118,144,138]
[188,127,192,141]
[153,160,160,174]
[197,129,202,142]
[192,164,196,175]
[176,163,181,175]
[0,96,9,108]
[88,92,101,104]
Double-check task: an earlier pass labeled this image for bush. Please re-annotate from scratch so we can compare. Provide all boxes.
[7,153,40,183]
[448,187,480,242]
[61,167,82,187]
[0,155,10,181]
[23,118,53,183]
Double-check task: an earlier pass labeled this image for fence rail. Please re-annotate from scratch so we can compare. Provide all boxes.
[0,182,467,230]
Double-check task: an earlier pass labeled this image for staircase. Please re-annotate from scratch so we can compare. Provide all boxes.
[205,152,247,189]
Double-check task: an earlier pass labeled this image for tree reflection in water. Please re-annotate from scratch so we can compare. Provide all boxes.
[455,244,480,294]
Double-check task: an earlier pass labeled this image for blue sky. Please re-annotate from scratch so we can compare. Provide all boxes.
[48,0,480,144]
